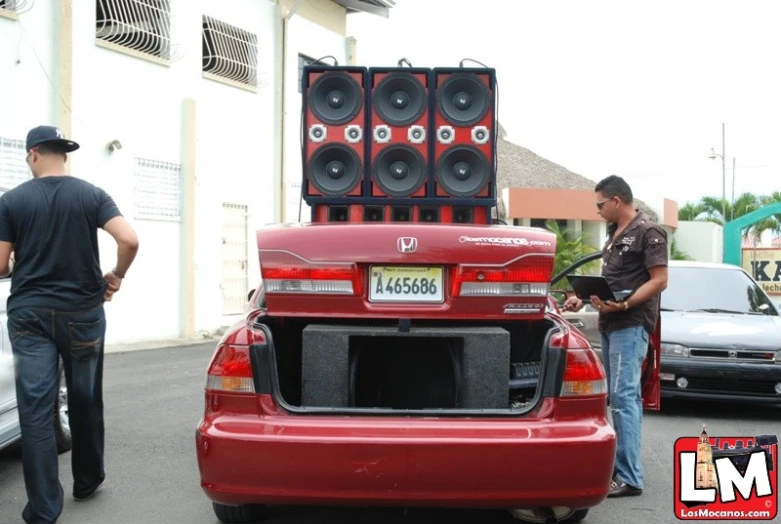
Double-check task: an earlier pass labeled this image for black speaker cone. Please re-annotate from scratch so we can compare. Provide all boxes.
[436,73,491,126]
[372,145,426,197]
[435,145,490,197]
[308,71,363,126]
[373,73,427,127]
[308,144,362,196]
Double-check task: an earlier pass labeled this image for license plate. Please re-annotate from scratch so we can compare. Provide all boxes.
[368,266,444,303]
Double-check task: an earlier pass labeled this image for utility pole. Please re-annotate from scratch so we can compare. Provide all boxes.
[731,157,736,222]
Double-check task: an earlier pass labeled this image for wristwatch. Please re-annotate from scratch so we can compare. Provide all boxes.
[623,300,630,311]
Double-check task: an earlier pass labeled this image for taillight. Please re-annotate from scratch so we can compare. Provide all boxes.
[452,255,553,297]
[206,344,255,393]
[259,249,362,296]
[550,331,607,397]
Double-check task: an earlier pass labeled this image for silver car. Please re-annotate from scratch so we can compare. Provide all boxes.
[0,186,71,454]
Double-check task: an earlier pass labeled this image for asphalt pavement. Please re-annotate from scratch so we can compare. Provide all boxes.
[1,343,780,524]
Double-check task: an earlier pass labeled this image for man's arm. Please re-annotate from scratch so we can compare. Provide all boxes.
[625,265,667,308]
[0,241,12,278]
[102,215,139,278]
[0,199,14,278]
[625,226,669,309]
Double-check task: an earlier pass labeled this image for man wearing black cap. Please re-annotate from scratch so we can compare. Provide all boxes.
[0,125,139,524]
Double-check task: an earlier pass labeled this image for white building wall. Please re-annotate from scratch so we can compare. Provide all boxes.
[1,0,281,344]
[0,3,57,150]
[674,221,723,263]
[281,15,348,224]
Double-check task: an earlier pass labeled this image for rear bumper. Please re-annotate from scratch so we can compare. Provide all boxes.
[196,399,616,510]
[661,359,781,403]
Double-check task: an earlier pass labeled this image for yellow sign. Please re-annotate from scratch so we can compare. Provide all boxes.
[742,248,781,295]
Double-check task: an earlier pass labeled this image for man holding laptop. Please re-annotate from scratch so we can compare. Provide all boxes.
[563,175,668,499]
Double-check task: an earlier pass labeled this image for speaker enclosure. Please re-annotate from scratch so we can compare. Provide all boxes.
[302,65,368,199]
[313,204,491,224]
[302,65,498,225]
[368,67,431,198]
[432,67,497,200]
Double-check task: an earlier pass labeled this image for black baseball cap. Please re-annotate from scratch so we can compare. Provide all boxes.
[25,125,80,153]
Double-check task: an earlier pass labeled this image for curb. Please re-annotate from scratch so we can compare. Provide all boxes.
[105,336,220,355]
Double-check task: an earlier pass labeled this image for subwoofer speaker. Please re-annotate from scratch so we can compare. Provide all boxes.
[372,144,426,197]
[308,71,364,126]
[372,72,428,127]
[435,145,491,198]
[435,72,491,127]
[308,143,363,196]
[302,65,367,200]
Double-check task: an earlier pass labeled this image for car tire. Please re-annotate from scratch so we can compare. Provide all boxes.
[54,362,72,454]
[212,502,265,523]
[511,508,589,523]
[561,509,589,523]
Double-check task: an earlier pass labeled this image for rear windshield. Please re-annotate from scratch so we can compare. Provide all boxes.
[661,266,778,315]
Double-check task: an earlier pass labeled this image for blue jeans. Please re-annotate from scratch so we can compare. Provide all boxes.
[600,325,649,490]
[10,305,107,524]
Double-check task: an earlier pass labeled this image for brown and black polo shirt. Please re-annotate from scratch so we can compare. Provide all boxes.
[598,211,669,335]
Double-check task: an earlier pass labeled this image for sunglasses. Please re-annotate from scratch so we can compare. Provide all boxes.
[596,197,615,210]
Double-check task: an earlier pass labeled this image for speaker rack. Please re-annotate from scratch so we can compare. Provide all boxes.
[300,63,499,226]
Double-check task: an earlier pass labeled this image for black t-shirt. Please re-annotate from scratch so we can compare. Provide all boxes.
[0,176,122,312]
[598,211,669,335]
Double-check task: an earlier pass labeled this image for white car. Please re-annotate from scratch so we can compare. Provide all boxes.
[0,186,71,454]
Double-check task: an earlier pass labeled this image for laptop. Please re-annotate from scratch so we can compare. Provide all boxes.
[566,275,634,303]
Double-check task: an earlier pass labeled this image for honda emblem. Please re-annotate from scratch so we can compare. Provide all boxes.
[397,237,418,253]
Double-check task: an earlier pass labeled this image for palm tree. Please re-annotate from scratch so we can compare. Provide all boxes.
[685,192,779,242]
[545,219,601,290]
[678,202,708,221]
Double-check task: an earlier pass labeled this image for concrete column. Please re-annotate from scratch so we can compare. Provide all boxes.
[346,36,357,65]
[56,0,73,174]
[181,99,197,339]
[273,2,285,224]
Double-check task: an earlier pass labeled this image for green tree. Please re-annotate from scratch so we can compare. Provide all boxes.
[545,219,601,290]
[670,234,692,260]
[679,192,781,242]
[678,202,707,221]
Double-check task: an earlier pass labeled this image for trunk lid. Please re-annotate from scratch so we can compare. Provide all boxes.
[256,223,557,321]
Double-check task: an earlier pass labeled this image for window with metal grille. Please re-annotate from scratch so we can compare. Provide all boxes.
[202,15,259,89]
[133,158,182,221]
[0,137,31,190]
[95,0,173,61]
[298,54,315,93]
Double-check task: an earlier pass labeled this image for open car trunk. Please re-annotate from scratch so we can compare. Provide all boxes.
[253,222,566,416]
[253,315,561,416]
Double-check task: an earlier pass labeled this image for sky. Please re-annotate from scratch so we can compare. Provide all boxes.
[345,0,781,211]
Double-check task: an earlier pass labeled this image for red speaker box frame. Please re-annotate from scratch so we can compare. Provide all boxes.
[367,67,432,199]
[301,65,369,200]
[431,66,497,201]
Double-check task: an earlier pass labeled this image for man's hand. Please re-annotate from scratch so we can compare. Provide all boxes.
[103,271,122,302]
[590,295,627,314]
[563,295,584,312]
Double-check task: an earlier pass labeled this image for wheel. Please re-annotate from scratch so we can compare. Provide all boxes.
[511,507,589,523]
[212,502,265,523]
[562,509,589,523]
[54,362,72,454]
